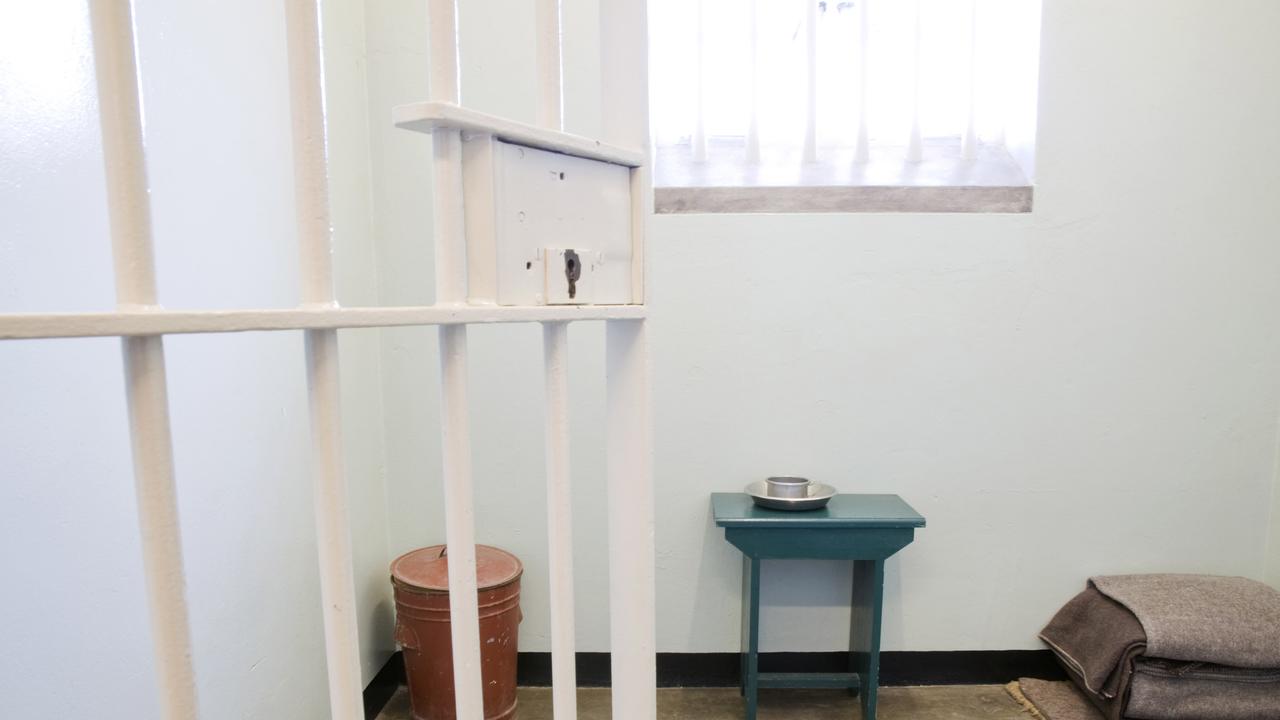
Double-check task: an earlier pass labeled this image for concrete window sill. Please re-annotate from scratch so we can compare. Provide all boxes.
[654,138,1034,215]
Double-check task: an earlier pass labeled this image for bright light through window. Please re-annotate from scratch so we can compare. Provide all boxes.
[649,0,1043,209]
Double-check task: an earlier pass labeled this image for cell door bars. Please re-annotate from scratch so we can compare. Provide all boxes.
[0,1,657,719]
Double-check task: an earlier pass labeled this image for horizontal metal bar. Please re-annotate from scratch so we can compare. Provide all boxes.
[393,101,645,168]
[0,304,647,340]
[756,672,861,689]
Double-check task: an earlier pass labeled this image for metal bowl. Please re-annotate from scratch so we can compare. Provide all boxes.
[765,476,811,498]
[746,480,837,511]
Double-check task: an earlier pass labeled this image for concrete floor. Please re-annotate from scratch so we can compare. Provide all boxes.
[375,685,1026,720]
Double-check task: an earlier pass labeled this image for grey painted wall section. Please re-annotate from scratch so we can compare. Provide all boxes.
[356,0,1280,657]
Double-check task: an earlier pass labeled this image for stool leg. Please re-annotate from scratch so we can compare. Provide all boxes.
[850,559,884,720]
[740,555,761,720]
[739,555,748,696]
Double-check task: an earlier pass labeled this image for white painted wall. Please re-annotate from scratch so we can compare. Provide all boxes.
[1,6,152,715]
[666,0,1280,648]
[362,0,1280,655]
[0,0,390,716]
[4,2,1280,716]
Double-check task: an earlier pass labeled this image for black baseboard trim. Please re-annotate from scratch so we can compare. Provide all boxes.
[517,650,1065,688]
[366,650,1063,717]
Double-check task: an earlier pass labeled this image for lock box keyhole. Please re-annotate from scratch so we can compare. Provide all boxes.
[564,249,581,299]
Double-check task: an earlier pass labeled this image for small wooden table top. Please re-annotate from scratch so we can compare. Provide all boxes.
[712,492,925,720]
[712,492,926,529]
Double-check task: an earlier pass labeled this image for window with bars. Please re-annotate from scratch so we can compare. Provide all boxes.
[650,0,1042,213]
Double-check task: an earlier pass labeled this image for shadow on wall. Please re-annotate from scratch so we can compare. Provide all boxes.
[687,505,751,649]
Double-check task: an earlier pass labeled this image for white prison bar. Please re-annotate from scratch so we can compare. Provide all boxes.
[436,322,482,720]
[427,0,486,718]
[283,0,365,718]
[0,304,646,341]
[961,0,979,160]
[542,322,578,720]
[906,0,923,163]
[534,2,580,718]
[802,0,818,163]
[121,337,195,719]
[854,0,870,163]
[395,102,644,168]
[627,169,647,304]
[745,0,760,165]
[87,3,199,719]
[600,0,657,714]
[302,328,363,720]
[461,132,499,305]
[428,0,461,105]
[604,321,657,720]
[535,0,564,131]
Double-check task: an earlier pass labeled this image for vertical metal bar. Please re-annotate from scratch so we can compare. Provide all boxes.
[283,1,365,718]
[600,1,655,712]
[286,0,337,305]
[854,0,870,163]
[535,0,564,130]
[599,0,650,304]
[430,0,467,303]
[302,329,363,720]
[536,6,578,718]
[436,322,483,720]
[628,166,648,305]
[604,320,656,720]
[88,3,199,718]
[428,2,484,720]
[692,0,707,162]
[802,0,818,163]
[906,0,923,162]
[961,0,979,159]
[745,0,760,165]
[120,338,197,719]
[462,134,498,305]
[91,0,158,307]
[542,321,578,720]
[428,0,461,106]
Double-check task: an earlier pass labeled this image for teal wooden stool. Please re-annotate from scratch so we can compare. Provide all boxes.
[712,493,926,720]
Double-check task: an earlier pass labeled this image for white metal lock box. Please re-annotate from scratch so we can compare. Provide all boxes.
[462,136,633,306]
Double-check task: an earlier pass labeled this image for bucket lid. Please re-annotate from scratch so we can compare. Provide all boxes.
[391,544,522,593]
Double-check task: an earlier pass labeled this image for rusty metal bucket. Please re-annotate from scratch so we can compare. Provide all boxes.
[391,545,523,720]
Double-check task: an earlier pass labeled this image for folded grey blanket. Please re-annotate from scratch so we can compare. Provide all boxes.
[1040,586,1143,719]
[1125,658,1280,720]
[1091,574,1280,668]
[1041,574,1280,720]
